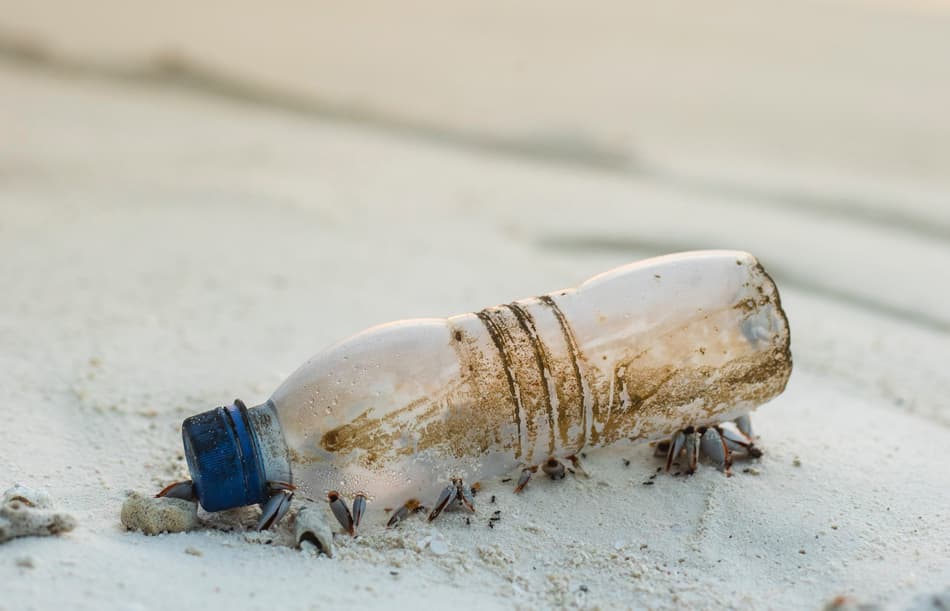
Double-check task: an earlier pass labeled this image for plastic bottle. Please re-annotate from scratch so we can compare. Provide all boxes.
[179,250,791,515]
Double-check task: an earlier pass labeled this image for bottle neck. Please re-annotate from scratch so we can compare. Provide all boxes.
[181,399,293,512]
[247,400,293,489]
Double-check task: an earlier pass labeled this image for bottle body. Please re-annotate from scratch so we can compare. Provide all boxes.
[264,250,791,509]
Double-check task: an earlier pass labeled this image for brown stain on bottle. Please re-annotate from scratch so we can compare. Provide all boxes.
[537,294,597,448]
[314,261,791,471]
[506,302,559,454]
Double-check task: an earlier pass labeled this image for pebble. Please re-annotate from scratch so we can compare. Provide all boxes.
[16,556,35,568]
[120,492,198,535]
[428,536,449,556]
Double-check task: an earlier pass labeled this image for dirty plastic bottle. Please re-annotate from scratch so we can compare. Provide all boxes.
[180,250,791,513]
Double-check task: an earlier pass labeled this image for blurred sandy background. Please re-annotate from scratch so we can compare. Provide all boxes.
[4,0,950,183]
[2,2,950,610]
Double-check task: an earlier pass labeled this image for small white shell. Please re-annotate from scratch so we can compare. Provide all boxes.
[294,503,333,558]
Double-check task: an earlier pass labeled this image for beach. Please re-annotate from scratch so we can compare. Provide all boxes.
[2,3,950,609]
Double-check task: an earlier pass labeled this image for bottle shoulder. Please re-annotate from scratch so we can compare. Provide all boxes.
[270,317,463,429]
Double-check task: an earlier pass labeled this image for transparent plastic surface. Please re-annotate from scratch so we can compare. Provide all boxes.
[267,251,791,508]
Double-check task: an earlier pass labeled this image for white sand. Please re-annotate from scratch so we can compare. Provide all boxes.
[2,7,950,608]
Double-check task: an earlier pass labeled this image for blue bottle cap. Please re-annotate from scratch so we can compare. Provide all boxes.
[181,400,268,512]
